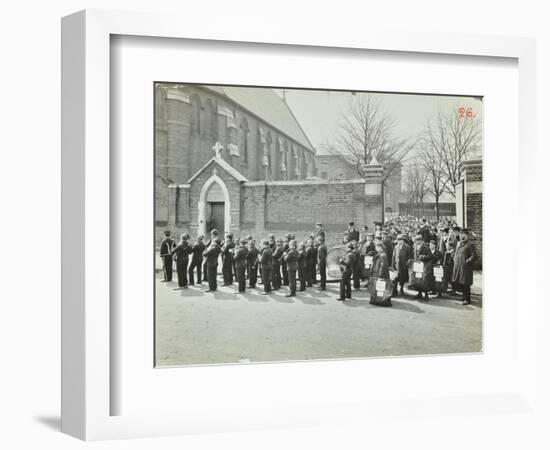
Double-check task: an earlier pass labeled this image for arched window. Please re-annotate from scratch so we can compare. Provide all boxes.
[204,99,217,138]
[266,131,273,178]
[190,94,201,134]
[240,118,249,164]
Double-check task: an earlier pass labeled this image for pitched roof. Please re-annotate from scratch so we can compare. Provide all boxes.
[203,85,314,152]
[187,157,248,184]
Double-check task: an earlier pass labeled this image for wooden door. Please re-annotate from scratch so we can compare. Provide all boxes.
[209,202,225,234]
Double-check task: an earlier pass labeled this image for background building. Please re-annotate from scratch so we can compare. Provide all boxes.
[155,84,393,246]
[155,83,317,229]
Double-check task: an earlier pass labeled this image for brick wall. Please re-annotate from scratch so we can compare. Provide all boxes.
[240,179,370,247]
[316,155,358,180]
[462,159,483,269]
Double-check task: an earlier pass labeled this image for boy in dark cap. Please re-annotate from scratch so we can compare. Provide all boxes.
[271,239,284,290]
[259,239,273,295]
[170,233,193,289]
[159,230,176,282]
[188,235,205,285]
[221,232,235,286]
[284,240,299,297]
[202,229,220,283]
[234,239,249,293]
[203,239,221,292]
[297,243,307,292]
[310,233,318,285]
[281,233,292,286]
[247,240,259,289]
[317,235,328,291]
[337,243,354,301]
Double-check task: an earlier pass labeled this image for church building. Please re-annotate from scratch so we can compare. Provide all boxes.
[155,83,383,246]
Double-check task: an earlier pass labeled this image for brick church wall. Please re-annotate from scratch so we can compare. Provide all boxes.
[240,179,369,247]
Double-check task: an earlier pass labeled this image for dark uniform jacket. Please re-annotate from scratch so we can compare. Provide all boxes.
[339,252,354,275]
[221,240,235,262]
[452,239,477,286]
[272,247,284,269]
[170,241,192,263]
[247,247,259,268]
[203,244,221,267]
[284,249,298,271]
[160,238,175,257]
[190,242,206,262]
[260,247,273,270]
[234,246,249,270]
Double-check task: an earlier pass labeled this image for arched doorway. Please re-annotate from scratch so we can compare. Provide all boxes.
[197,174,231,236]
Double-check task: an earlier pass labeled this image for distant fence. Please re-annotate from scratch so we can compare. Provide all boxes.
[396,202,456,219]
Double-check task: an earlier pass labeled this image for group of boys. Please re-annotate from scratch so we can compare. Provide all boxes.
[160,216,478,306]
[159,223,328,298]
[335,218,478,305]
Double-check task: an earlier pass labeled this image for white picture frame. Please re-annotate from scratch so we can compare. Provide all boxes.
[61,9,538,441]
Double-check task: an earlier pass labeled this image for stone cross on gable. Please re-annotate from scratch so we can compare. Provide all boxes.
[212,141,224,159]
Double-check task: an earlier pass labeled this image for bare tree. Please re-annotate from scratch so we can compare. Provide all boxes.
[323,94,415,220]
[418,142,449,220]
[403,162,429,217]
[421,107,481,197]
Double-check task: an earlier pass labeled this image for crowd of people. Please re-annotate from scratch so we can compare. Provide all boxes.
[159,216,478,306]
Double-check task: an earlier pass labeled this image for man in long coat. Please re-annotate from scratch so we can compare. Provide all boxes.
[392,234,413,297]
[452,228,478,305]
[412,234,433,301]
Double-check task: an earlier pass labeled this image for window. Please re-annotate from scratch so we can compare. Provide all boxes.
[240,118,249,163]
[204,99,217,138]
[190,94,201,134]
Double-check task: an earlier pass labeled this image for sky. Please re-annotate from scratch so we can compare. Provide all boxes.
[273,88,483,157]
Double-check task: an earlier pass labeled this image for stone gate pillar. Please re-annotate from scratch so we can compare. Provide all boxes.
[362,158,384,226]
[459,158,483,268]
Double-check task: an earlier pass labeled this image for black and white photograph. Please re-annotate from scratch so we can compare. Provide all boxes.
[154,83,483,366]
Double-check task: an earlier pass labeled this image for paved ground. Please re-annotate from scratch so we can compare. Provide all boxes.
[155,272,482,366]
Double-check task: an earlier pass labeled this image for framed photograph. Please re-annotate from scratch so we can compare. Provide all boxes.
[62,9,537,441]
